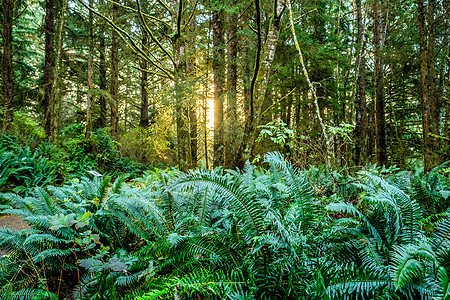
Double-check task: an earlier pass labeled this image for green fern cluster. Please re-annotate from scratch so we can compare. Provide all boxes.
[1,152,449,299]
[0,176,147,299]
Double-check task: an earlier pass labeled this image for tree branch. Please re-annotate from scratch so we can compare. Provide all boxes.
[136,0,175,65]
[104,0,172,29]
[76,0,175,81]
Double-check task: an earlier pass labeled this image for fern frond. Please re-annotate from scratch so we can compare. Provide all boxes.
[390,241,436,290]
[106,189,167,239]
[264,152,317,232]
[327,277,392,299]
[0,288,39,300]
[437,266,450,300]
[23,233,69,246]
[326,202,383,243]
[434,218,450,254]
[31,187,54,215]
[170,169,265,237]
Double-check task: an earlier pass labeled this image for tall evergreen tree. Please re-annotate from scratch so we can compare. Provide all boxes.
[373,0,387,166]
[354,0,367,165]
[1,0,14,133]
[224,1,239,169]
[43,0,55,140]
[213,7,225,167]
[110,1,119,140]
[85,0,94,138]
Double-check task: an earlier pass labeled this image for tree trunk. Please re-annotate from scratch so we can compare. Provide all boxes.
[418,0,432,171]
[85,0,94,138]
[427,0,440,167]
[354,0,367,165]
[213,10,225,167]
[110,1,119,140]
[98,15,107,128]
[48,0,67,143]
[172,0,189,171]
[189,99,198,169]
[2,0,14,133]
[237,43,252,166]
[140,35,149,128]
[238,0,286,167]
[224,3,239,169]
[373,0,387,166]
[187,22,198,169]
[44,0,55,140]
[203,62,210,169]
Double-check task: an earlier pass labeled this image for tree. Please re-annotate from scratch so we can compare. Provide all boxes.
[85,0,94,138]
[140,35,149,128]
[224,0,239,169]
[238,0,287,167]
[98,0,108,129]
[418,0,431,171]
[373,0,387,166]
[212,7,225,167]
[287,0,332,164]
[110,1,119,140]
[354,0,368,165]
[1,0,14,133]
[43,0,55,140]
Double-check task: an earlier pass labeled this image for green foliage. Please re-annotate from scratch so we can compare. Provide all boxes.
[11,112,46,143]
[257,120,295,148]
[0,176,148,299]
[1,153,450,299]
[59,125,146,176]
[329,122,355,141]
[120,126,174,167]
[0,135,58,194]
[0,127,149,194]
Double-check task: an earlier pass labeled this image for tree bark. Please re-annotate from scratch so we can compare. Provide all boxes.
[238,0,286,167]
[86,0,94,138]
[373,0,387,166]
[50,0,67,142]
[44,0,55,140]
[2,0,14,133]
[354,0,367,165]
[110,1,119,140]
[418,0,432,171]
[224,3,239,169]
[213,10,225,167]
[140,35,149,128]
[187,21,197,169]
[172,0,190,171]
[427,0,440,167]
[98,13,107,128]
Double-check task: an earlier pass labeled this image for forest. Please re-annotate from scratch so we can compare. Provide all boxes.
[0,0,449,298]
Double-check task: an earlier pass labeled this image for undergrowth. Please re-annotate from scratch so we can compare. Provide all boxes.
[0,152,449,299]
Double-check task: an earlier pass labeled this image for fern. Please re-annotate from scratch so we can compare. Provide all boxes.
[264,152,317,232]
[434,218,450,254]
[170,169,266,237]
[390,241,436,290]
[327,277,392,300]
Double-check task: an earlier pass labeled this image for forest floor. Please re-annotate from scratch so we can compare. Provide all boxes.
[0,215,30,257]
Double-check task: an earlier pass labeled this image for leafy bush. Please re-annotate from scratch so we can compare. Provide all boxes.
[120,126,175,166]
[59,125,144,176]
[11,111,46,146]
